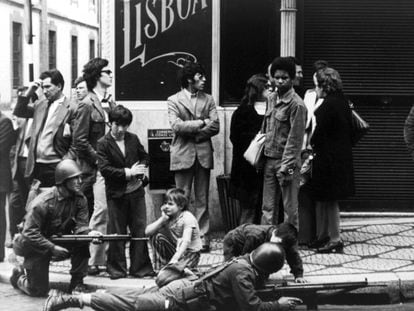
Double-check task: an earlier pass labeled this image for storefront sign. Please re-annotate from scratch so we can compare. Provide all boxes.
[115,0,212,100]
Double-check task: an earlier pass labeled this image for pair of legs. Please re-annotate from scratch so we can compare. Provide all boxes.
[315,200,341,243]
[174,160,210,247]
[13,241,89,296]
[261,158,300,230]
[89,170,108,268]
[107,190,153,278]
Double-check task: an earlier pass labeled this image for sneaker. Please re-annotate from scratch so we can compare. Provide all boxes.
[10,266,24,289]
[87,265,100,276]
[43,290,82,311]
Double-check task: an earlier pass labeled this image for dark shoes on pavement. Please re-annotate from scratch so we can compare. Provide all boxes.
[317,241,344,254]
[10,265,24,289]
[43,290,82,311]
[308,237,330,249]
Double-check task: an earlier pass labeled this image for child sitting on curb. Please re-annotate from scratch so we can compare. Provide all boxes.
[145,188,202,286]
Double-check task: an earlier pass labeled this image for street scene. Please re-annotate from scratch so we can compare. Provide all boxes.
[1,0,414,310]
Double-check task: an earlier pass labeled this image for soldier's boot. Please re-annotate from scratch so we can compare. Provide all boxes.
[43,290,83,311]
[9,265,24,289]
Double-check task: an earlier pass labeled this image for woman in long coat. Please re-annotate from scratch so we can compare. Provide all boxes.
[230,74,269,224]
[309,67,354,253]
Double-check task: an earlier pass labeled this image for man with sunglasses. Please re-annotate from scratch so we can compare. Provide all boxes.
[73,57,116,276]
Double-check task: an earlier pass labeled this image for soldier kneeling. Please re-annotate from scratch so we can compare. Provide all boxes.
[10,159,101,296]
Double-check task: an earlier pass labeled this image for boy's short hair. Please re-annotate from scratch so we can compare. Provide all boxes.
[108,105,132,126]
[274,222,298,248]
[74,76,85,87]
[269,57,296,79]
[165,188,189,210]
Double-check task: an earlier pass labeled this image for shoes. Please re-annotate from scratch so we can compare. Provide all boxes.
[87,265,100,276]
[200,244,210,253]
[308,237,330,249]
[43,290,82,311]
[70,283,89,294]
[10,265,24,289]
[109,273,127,280]
[130,270,156,278]
[317,241,344,254]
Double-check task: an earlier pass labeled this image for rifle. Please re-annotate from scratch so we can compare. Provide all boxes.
[50,234,149,243]
[257,278,385,310]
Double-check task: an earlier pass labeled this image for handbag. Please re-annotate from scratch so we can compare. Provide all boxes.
[349,101,370,146]
[243,132,266,169]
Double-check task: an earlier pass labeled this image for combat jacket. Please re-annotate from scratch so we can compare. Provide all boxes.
[18,187,89,256]
[262,88,306,173]
[205,255,281,311]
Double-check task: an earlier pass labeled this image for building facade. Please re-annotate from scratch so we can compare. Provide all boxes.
[104,0,414,229]
[0,0,99,103]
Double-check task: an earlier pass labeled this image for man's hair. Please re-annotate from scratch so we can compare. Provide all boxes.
[274,222,298,248]
[74,76,85,87]
[39,69,65,91]
[82,57,109,91]
[313,60,329,72]
[315,67,343,94]
[165,188,189,211]
[241,74,268,106]
[178,61,206,88]
[108,105,132,126]
[288,56,301,66]
[269,57,296,79]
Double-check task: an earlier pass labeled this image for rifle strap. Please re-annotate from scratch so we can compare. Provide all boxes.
[197,258,238,282]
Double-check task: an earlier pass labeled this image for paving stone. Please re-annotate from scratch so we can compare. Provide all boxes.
[341,231,382,243]
[344,243,394,256]
[394,264,414,272]
[379,248,414,261]
[399,229,414,237]
[343,258,411,271]
[366,236,414,247]
[302,263,326,273]
[307,267,372,275]
[357,224,412,235]
[302,253,360,266]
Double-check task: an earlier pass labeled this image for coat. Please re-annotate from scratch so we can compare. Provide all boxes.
[13,95,78,179]
[0,112,16,192]
[168,90,220,170]
[309,92,355,201]
[229,104,264,197]
[97,131,149,199]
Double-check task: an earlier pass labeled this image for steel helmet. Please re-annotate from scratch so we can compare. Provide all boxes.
[250,242,286,274]
[55,159,82,185]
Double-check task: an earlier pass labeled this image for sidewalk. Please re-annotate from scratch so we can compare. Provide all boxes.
[1,217,414,304]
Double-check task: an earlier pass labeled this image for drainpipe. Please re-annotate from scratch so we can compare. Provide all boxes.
[280,0,297,57]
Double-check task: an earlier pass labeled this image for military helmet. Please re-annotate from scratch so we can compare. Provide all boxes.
[250,242,285,274]
[55,159,82,185]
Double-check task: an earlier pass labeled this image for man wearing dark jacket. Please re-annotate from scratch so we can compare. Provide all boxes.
[97,105,154,279]
[222,222,305,283]
[43,242,302,311]
[10,160,101,296]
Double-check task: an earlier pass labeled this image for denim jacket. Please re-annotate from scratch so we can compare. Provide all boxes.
[262,88,307,173]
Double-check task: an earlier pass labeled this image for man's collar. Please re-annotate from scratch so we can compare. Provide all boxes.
[276,88,295,105]
[183,88,197,99]
[50,95,65,105]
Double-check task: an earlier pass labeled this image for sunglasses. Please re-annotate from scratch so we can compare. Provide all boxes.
[101,70,112,75]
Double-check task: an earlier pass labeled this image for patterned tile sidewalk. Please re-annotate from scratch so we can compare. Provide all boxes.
[1,217,414,295]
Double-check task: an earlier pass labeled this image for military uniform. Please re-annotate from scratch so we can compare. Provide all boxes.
[84,255,282,311]
[13,186,90,296]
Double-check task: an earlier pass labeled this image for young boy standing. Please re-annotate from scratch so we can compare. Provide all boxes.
[97,105,154,279]
[145,188,202,285]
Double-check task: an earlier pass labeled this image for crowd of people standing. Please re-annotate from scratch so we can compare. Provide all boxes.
[0,55,357,311]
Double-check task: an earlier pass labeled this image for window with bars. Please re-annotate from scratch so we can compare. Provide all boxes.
[48,30,57,69]
[71,35,78,87]
[12,22,23,89]
[89,39,95,59]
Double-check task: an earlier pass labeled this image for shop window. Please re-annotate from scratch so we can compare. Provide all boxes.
[220,0,280,105]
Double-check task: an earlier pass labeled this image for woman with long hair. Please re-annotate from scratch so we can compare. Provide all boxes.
[229,74,270,224]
